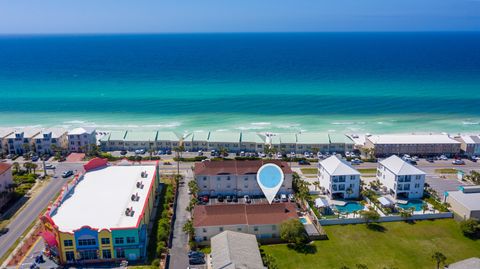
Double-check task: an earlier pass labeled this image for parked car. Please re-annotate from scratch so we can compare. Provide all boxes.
[426,157,435,163]
[439,155,448,160]
[120,150,127,155]
[408,160,417,165]
[217,195,224,202]
[198,150,203,156]
[288,194,295,202]
[31,155,39,162]
[273,196,280,203]
[469,156,478,162]
[226,195,232,202]
[452,159,465,165]
[166,150,172,155]
[45,164,56,169]
[232,195,238,202]
[158,150,164,155]
[298,160,310,165]
[6,154,13,159]
[351,159,362,165]
[62,170,74,178]
[244,195,251,203]
[163,161,171,165]
[201,195,209,203]
[0,228,8,236]
[188,251,205,259]
[280,194,287,202]
[276,153,282,159]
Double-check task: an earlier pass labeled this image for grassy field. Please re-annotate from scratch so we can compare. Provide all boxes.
[300,168,318,174]
[261,219,480,269]
[357,168,378,174]
[434,168,458,174]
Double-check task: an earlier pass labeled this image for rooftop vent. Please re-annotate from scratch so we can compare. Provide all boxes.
[141,171,148,178]
[125,207,135,217]
[136,181,144,189]
[131,193,140,201]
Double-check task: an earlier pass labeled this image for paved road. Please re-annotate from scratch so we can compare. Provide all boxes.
[169,169,192,269]
[0,162,83,261]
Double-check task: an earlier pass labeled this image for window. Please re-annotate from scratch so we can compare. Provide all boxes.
[126,237,135,244]
[254,226,259,232]
[237,228,242,232]
[244,185,248,188]
[79,250,98,260]
[64,240,73,247]
[202,228,207,233]
[272,225,276,231]
[101,238,110,245]
[219,227,224,232]
[65,251,75,261]
[115,237,124,244]
[244,177,248,181]
[203,177,207,181]
[78,239,96,246]
[203,236,207,241]
[102,249,112,259]
[116,249,126,259]
[415,183,420,188]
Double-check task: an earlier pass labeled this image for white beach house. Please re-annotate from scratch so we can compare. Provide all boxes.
[33,128,68,155]
[4,128,41,155]
[318,155,361,199]
[68,127,97,153]
[377,155,426,199]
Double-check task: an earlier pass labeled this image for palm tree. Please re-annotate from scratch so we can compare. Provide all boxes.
[432,251,447,269]
[23,162,32,174]
[182,219,195,238]
[12,162,20,173]
[31,163,38,174]
[174,145,185,175]
[218,147,228,158]
[22,143,30,155]
[346,188,354,198]
[312,181,321,191]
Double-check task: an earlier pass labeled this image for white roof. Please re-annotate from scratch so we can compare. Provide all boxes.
[319,155,360,176]
[68,127,96,135]
[448,190,480,211]
[34,128,67,139]
[458,135,480,144]
[378,196,393,206]
[51,165,156,232]
[447,257,480,269]
[379,155,426,175]
[314,198,329,208]
[367,134,460,145]
[0,128,14,138]
[6,128,40,139]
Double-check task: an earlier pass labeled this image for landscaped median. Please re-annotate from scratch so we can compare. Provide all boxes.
[261,219,480,269]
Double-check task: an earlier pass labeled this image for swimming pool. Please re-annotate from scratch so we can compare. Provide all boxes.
[397,200,425,211]
[334,202,364,213]
[299,217,308,224]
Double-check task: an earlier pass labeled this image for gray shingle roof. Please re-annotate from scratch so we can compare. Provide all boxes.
[211,231,266,269]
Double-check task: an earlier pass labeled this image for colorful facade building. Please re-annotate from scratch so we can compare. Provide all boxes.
[40,158,161,264]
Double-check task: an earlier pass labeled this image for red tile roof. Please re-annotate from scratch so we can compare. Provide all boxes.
[0,163,12,175]
[194,160,292,176]
[193,203,297,227]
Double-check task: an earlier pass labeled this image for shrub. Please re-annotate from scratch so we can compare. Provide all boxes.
[280,219,309,246]
[459,219,480,239]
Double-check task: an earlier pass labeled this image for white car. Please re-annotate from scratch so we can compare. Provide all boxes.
[134,149,145,155]
[280,194,287,202]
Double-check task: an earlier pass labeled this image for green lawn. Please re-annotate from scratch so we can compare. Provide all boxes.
[434,168,458,174]
[300,168,318,174]
[358,168,377,174]
[261,219,480,269]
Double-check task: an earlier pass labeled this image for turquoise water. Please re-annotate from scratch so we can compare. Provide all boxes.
[258,165,282,188]
[397,200,425,211]
[1,33,480,133]
[335,202,364,213]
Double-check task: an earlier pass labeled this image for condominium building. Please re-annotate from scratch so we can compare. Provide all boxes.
[454,135,480,157]
[207,131,241,153]
[240,132,266,152]
[329,133,355,153]
[33,128,68,155]
[183,131,209,152]
[0,163,13,209]
[4,128,41,155]
[377,155,426,199]
[194,160,293,197]
[365,134,461,157]
[40,158,160,264]
[193,203,297,242]
[296,133,330,153]
[270,133,297,154]
[318,155,361,199]
[155,131,181,151]
[68,127,97,153]
[123,131,157,151]
[99,131,127,151]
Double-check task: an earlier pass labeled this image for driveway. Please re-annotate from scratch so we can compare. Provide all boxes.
[426,175,470,200]
[168,169,192,269]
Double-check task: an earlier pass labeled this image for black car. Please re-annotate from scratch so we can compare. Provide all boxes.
[62,170,74,178]
[188,251,205,259]
[31,155,39,162]
[426,157,435,163]
[226,195,232,202]
[217,195,224,202]
[232,196,238,202]
[189,257,205,265]
[298,160,310,165]
[120,150,127,155]
[0,227,8,236]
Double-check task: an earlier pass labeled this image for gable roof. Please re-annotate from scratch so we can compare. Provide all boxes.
[241,132,266,144]
[194,160,292,175]
[208,131,241,143]
[379,155,426,175]
[157,131,181,141]
[329,133,354,144]
[124,131,158,142]
[279,133,297,144]
[68,127,96,135]
[211,231,265,269]
[0,163,12,175]
[34,128,67,139]
[296,133,330,144]
[319,155,360,176]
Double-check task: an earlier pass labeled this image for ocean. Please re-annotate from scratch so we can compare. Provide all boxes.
[0,32,479,134]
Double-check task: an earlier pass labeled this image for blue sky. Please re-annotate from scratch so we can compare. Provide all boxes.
[0,0,479,34]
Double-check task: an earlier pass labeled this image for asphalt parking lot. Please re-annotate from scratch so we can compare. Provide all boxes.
[426,175,470,199]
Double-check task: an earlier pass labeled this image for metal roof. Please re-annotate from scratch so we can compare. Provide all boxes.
[191,131,210,142]
[68,127,96,135]
[379,155,426,175]
[367,134,460,145]
[211,231,266,269]
[157,131,181,141]
[297,133,330,144]
[208,131,241,143]
[124,131,158,142]
[241,132,266,144]
[319,155,360,176]
[329,133,354,144]
[279,133,297,144]
[107,130,127,141]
